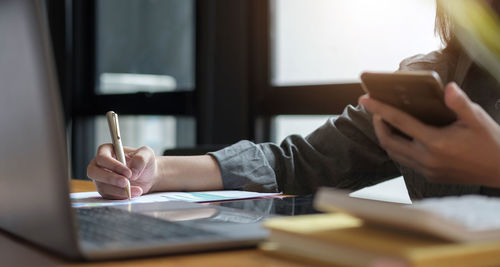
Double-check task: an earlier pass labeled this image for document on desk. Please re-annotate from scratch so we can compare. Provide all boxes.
[71,190,281,208]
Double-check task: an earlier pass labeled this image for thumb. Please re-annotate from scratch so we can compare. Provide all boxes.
[127,146,153,181]
[444,82,477,124]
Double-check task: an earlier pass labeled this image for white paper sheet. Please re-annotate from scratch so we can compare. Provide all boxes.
[71,190,281,208]
[349,176,412,204]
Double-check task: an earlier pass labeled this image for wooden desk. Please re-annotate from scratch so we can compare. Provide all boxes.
[1,180,305,267]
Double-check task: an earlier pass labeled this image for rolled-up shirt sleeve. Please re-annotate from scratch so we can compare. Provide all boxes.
[209,104,400,194]
[208,140,280,193]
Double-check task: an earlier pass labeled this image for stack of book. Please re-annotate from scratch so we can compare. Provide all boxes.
[260,188,500,266]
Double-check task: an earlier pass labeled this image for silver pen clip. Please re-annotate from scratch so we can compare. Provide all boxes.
[106,111,121,142]
[111,112,121,140]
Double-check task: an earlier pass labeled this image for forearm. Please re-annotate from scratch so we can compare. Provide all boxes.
[151,155,223,192]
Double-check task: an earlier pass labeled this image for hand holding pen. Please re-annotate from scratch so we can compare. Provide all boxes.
[86,112,159,200]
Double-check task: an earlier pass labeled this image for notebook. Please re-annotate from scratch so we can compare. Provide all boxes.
[314,187,500,242]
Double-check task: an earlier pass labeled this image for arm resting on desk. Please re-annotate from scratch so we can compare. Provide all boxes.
[87,144,223,199]
[152,155,223,192]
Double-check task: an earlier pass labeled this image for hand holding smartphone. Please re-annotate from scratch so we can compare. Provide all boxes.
[360,71,456,127]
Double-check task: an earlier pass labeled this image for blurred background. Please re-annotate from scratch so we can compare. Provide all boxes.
[45,0,440,180]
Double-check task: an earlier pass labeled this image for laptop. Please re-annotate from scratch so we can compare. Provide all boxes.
[0,0,269,260]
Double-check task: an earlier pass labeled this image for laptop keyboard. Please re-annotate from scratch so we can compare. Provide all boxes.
[76,207,221,245]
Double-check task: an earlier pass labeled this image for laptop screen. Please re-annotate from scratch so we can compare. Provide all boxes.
[0,0,79,258]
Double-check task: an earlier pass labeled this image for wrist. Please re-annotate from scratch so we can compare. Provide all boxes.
[149,156,166,192]
[149,155,223,192]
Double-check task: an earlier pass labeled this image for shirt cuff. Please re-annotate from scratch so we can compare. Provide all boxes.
[208,140,280,193]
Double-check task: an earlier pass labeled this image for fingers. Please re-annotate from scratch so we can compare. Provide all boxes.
[87,159,130,187]
[360,96,435,142]
[127,146,155,181]
[372,115,422,164]
[95,144,132,178]
[87,143,132,191]
[373,115,439,178]
[88,144,155,199]
[94,181,143,200]
[444,82,480,125]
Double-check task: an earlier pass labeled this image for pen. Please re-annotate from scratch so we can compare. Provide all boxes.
[106,111,132,200]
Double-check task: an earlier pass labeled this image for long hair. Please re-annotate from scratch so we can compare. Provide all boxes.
[435,1,460,53]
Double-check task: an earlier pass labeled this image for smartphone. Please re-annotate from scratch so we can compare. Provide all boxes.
[360,71,456,127]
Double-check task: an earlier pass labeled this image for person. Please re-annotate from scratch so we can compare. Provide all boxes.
[87,1,500,200]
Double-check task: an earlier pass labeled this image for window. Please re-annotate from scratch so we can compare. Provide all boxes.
[96,0,195,94]
[46,0,443,179]
[94,116,195,157]
[64,0,198,179]
[273,115,334,142]
[92,0,196,157]
[269,0,441,141]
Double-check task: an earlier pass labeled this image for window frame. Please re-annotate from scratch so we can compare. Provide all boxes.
[48,0,258,178]
[248,0,364,142]
[46,0,364,179]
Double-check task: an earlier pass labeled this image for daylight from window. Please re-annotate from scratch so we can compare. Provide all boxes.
[272,0,442,142]
[272,0,442,86]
